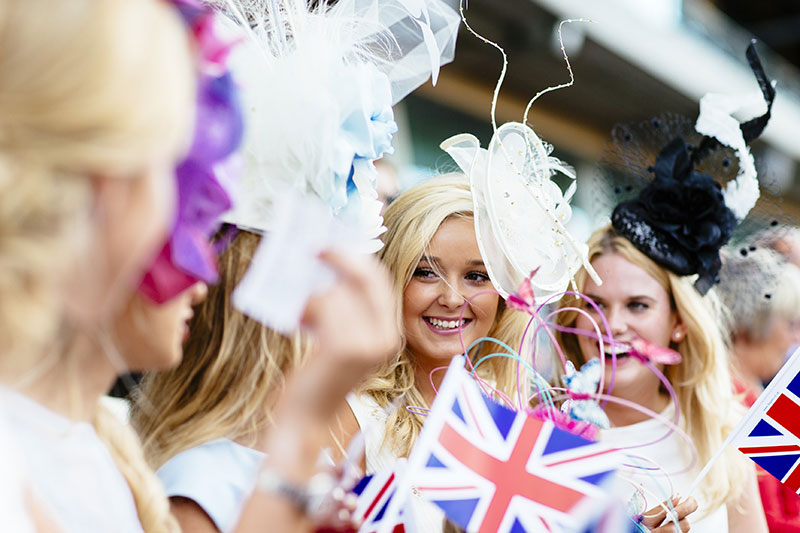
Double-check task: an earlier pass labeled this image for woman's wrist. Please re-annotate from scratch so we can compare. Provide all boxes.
[256,389,353,527]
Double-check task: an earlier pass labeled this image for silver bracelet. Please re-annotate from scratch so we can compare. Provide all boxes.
[256,467,310,511]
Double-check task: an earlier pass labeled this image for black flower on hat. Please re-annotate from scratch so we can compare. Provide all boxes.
[612,138,737,294]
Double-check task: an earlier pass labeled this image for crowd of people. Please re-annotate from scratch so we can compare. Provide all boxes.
[1,0,799,532]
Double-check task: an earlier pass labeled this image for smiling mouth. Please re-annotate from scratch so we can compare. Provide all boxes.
[602,342,631,361]
[424,317,472,331]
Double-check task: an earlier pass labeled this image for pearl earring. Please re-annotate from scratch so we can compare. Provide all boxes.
[672,331,682,341]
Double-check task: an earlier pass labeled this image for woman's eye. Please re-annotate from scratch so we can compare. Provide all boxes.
[585,301,604,312]
[629,301,649,311]
[413,268,437,280]
[466,271,490,283]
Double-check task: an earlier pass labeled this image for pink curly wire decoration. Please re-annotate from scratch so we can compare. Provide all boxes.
[400,266,700,517]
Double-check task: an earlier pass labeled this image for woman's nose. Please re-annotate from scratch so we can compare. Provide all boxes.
[190,282,208,305]
[437,280,466,309]
[605,306,627,337]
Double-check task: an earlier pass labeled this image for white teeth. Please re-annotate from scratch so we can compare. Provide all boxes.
[604,343,630,356]
[427,318,466,330]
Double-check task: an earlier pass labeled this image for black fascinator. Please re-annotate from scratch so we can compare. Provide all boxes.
[610,42,776,294]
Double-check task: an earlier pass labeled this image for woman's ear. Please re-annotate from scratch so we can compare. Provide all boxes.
[671,317,688,343]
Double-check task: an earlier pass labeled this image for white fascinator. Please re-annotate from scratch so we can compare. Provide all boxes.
[441,16,600,301]
[216,0,460,252]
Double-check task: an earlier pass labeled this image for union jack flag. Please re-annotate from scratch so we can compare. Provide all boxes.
[731,348,800,492]
[384,357,620,533]
[352,461,415,533]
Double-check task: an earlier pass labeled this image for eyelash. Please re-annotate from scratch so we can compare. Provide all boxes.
[583,301,649,312]
[466,271,490,283]
[412,268,490,283]
[585,301,604,311]
[413,268,437,280]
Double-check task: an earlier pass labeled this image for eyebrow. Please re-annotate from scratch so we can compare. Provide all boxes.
[584,294,657,303]
[419,256,485,267]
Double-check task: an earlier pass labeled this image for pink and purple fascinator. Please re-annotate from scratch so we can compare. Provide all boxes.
[138,0,243,303]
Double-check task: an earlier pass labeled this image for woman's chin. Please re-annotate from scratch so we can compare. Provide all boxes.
[412,344,467,366]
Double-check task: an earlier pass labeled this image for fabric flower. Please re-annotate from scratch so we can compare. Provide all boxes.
[528,405,599,440]
[328,64,397,211]
[612,137,737,294]
[139,1,243,303]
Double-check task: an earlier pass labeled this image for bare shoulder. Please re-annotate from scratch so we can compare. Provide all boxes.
[170,496,220,533]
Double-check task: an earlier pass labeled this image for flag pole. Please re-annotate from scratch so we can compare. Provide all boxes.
[685,426,741,497]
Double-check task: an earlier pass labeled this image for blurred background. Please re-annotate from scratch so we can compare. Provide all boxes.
[382,0,800,241]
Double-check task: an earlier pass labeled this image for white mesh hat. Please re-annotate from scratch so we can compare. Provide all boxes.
[214,0,460,252]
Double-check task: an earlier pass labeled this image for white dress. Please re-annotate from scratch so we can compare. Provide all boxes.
[600,404,728,532]
[159,437,336,532]
[0,409,36,533]
[158,438,263,533]
[346,392,447,532]
[0,386,143,533]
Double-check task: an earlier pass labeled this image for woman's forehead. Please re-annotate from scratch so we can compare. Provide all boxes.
[587,253,669,299]
[424,218,482,263]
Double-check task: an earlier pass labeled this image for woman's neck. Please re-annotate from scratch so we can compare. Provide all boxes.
[413,355,449,407]
[604,386,671,427]
[1,331,117,421]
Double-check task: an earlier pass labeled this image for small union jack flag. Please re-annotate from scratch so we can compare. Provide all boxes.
[731,349,800,492]
[384,356,620,533]
[352,461,415,533]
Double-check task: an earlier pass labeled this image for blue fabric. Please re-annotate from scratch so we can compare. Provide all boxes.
[157,439,263,532]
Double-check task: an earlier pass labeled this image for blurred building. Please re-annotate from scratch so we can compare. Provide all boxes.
[389,0,800,228]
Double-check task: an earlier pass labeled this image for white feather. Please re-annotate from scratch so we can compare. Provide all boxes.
[216,0,459,246]
[695,89,764,221]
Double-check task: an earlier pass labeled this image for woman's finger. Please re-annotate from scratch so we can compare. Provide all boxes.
[673,497,698,520]
[651,517,692,533]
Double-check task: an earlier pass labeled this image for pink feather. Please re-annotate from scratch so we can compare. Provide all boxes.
[505,268,539,314]
[629,338,682,365]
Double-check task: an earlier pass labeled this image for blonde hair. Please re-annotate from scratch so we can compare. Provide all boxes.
[0,1,195,531]
[132,230,312,469]
[0,0,194,367]
[555,226,749,513]
[360,174,530,457]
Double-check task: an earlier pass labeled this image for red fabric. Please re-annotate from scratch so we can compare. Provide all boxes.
[734,378,800,532]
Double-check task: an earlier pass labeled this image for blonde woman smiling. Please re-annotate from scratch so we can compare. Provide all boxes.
[330,174,530,530]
